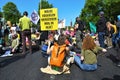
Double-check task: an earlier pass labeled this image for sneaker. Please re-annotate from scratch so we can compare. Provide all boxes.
[70,57,74,63]
[66,57,74,65]
[66,57,71,65]
[7,53,13,56]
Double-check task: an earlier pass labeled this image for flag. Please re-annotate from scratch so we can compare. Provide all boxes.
[30,10,40,24]
[58,19,66,28]
[89,22,96,33]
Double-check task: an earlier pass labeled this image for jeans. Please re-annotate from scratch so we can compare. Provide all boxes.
[112,34,117,46]
[74,55,97,71]
[98,32,105,48]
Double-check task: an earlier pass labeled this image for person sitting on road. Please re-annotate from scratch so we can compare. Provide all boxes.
[73,35,107,71]
[40,34,70,74]
[10,34,20,53]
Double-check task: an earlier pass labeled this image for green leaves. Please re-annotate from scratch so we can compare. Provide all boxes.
[3,2,21,24]
[80,0,120,28]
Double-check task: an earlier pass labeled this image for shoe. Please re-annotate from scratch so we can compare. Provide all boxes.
[66,58,71,65]
[70,57,74,63]
[66,57,74,65]
[8,53,13,56]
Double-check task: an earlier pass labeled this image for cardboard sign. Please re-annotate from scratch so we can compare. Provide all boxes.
[40,8,58,31]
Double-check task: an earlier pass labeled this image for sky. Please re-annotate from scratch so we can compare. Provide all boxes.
[0,0,85,26]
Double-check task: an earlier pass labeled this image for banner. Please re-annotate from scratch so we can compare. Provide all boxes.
[89,22,96,33]
[30,10,40,24]
[58,19,65,28]
[40,8,58,31]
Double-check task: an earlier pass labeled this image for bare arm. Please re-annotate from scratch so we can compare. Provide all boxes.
[47,40,53,54]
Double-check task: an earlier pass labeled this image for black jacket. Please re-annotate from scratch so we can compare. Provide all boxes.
[96,17,107,32]
[76,20,85,31]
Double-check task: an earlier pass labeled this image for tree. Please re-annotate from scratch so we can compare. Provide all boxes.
[0,12,2,17]
[38,0,53,15]
[80,0,120,29]
[2,2,21,24]
[38,0,53,26]
[104,0,120,20]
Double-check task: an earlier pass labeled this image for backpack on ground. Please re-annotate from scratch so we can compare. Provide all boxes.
[50,43,66,67]
[41,44,49,57]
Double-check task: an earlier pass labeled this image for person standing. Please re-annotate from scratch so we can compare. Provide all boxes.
[74,23,82,51]
[74,17,85,51]
[106,21,117,48]
[19,11,32,54]
[76,17,85,41]
[96,11,107,48]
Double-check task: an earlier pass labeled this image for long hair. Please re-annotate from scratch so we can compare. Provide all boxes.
[82,35,96,50]
[106,21,112,31]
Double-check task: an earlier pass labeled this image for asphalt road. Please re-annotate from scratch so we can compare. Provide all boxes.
[0,48,120,80]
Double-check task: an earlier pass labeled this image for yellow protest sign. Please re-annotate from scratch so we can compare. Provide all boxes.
[40,8,58,31]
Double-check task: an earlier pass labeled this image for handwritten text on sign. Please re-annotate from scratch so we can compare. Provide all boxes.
[40,8,58,31]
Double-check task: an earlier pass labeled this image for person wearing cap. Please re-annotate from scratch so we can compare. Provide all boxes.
[96,11,107,48]
[19,11,32,54]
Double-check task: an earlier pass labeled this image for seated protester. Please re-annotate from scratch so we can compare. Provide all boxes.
[31,31,36,41]
[40,34,70,74]
[48,34,54,45]
[70,28,75,37]
[54,30,59,42]
[41,34,54,57]
[73,35,107,71]
[35,32,41,45]
[8,29,14,45]
[10,34,20,53]
[65,34,72,46]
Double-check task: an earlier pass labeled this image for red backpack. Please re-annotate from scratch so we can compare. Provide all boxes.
[50,43,66,67]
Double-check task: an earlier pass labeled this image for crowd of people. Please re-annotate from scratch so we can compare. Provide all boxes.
[0,11,41,56]
[0,11,120,74]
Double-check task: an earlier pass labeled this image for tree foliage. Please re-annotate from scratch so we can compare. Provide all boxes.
[38,0,53,15]
[0,12,3,17]
[3,2,21,24]
[38,0,53,27]
[80,0,120,27]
